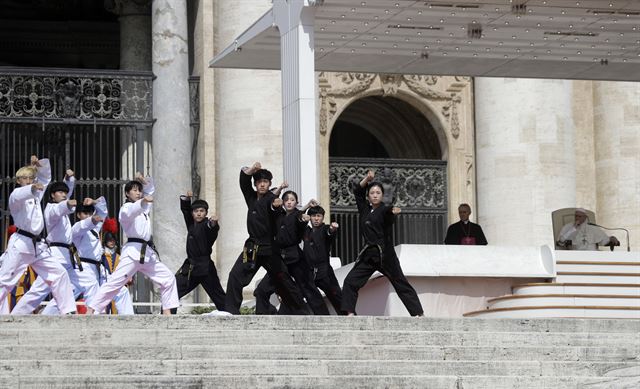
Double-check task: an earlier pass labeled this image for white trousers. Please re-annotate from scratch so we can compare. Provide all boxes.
[88,252,178,312]
[39,263,102,315]
[11,250,86,315]
[0,243,75,315]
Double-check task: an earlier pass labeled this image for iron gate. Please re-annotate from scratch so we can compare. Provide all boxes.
[329,158,448,264]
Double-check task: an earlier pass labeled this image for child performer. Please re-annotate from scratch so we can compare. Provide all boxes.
[0,156,75,315]
[86,174,178,315]
[303,205,344,315]
[101,221,134,315]
[254,191,328,315]
[174,191,226,312]
[341,171,424,317]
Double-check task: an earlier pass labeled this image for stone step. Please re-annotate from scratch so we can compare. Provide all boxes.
[556,261,640,273]
[1,359,636,378]
[555,251,640,263]
[8,375,636,389]
[554,272,640,284]
[464,306,640,319]
[512,283,640,296]
[2,315,639,334]
[1,328,636,348]
[1,344,637,362]
[488,294,640,309]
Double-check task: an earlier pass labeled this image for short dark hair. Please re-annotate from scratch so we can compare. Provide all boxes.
[75,204,95,214]
[307,205,325,216]
[191,199,209,211]
[49,181,69,195]
[458,203,471,211]
[281,190,298,203]
[124,180,143,195]
[367,181,384,195]
[252,169,273,183]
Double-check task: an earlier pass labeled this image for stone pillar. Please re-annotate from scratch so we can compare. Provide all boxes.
[105,0,152,70]
[592,81,640,251]
[475,78,576,246]
[213,1,282,285]
[274,0,319,201]
[151,0,191,272]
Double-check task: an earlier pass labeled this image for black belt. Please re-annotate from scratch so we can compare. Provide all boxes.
[16,229,42,250]
[127,238,158,264]
[49,242,83,271]
[80,257,101,270]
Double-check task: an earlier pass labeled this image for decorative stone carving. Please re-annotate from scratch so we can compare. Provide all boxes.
[319,72,468,140]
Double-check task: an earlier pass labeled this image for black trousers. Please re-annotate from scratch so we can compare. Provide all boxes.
[342,249,423,316]
[172,268,227,313]
[315,266,345,315]
[254,259,329,315]
[224,252,306,315]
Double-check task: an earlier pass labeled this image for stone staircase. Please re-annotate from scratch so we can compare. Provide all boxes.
[0,315,639,388]
[464,251,640,319]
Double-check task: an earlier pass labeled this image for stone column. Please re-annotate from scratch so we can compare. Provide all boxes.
[213,1,282,285]
[475,78,576,246]
[151,0,191,272]
[105,0,152,70]
[592,81,640,250]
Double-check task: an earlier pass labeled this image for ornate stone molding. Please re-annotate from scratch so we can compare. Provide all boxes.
[319,72,468,139]
[0,69,153,124]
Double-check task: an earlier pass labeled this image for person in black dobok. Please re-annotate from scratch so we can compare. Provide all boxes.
[172,191,226,314]
[254,191,329,315]
[223,162,305,315]
[341,170,424,317]
[444,203,488,245]
[303,205,344,315]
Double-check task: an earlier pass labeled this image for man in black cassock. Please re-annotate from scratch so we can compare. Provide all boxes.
[444,203,488,245]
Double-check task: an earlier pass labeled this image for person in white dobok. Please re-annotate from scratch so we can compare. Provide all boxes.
[86,174,178,315]
[0,156,75,315]
[11,169,86,314]
[558,208,620,251]
[40,197,110,314]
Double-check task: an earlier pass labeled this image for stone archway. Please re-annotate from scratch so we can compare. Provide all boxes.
[327,95,448,263]
[318,73,476,235]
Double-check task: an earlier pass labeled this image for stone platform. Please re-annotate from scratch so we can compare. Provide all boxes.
[0,315,638,388]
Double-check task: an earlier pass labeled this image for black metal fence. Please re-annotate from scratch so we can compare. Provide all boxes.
[329,158,448,264]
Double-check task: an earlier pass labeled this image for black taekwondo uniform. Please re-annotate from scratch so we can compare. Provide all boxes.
[303,223,344,315]
[341,185,424,316]
[224,170,305,314]
[444,220,488,245]
[254,209,329,315]
[174,196,226,311]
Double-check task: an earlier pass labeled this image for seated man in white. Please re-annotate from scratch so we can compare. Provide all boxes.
[557,208,619,250]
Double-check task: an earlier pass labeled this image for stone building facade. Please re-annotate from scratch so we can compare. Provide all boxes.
[1,0,638,307]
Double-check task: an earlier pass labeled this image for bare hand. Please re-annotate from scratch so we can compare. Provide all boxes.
[272,198,283,208]
[391,207,401,215]
[186,191,193,198]
[330,222,339,231]
[32,183,45,192]
[135,172,147,185]
[30,155,40,166]
[143,195,153,203]
[301,214,311,222]
[209,215,218,225]
[83,197,95,206]
[65,169,74,179]
[307,199,319,208]
[366,170,375,181]
[280,181,288,190]
[91,215,103,225]
[67,199,78,208]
